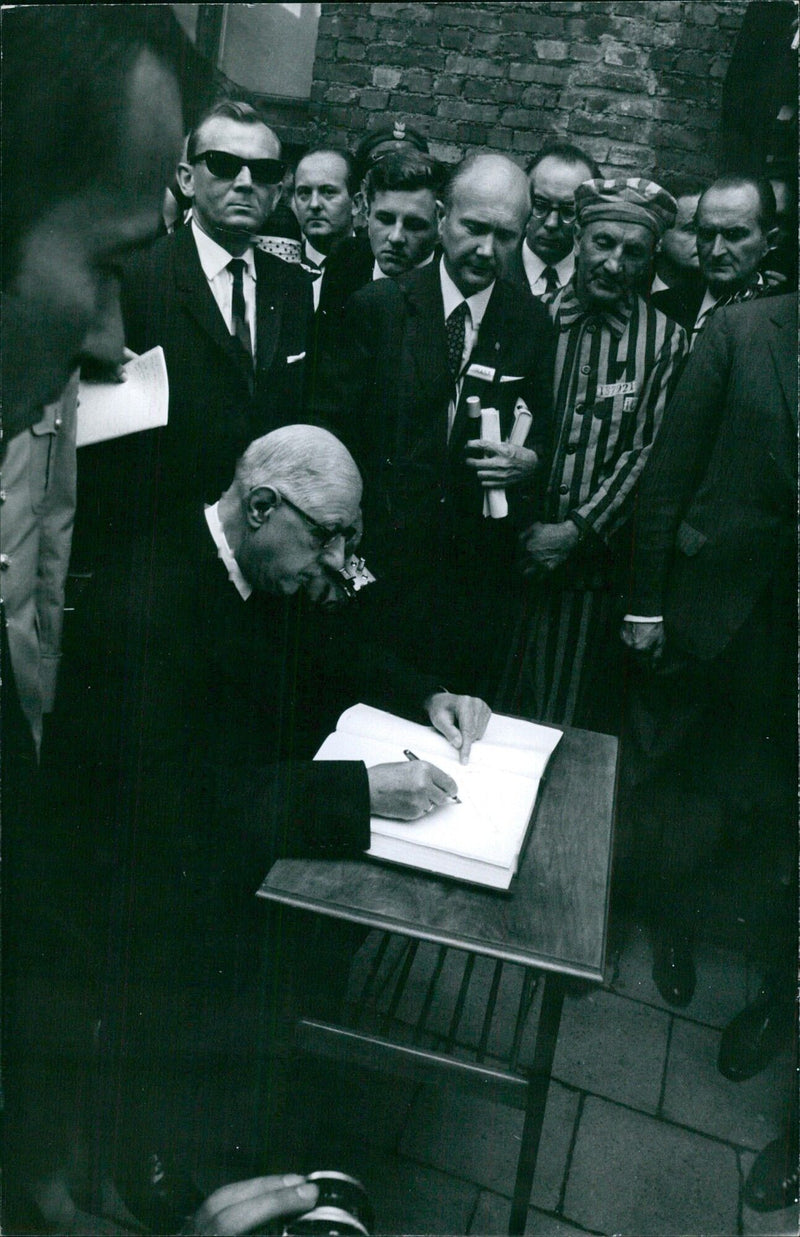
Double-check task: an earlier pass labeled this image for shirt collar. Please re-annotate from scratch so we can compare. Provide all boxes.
[650,273,669,294]
[521,240,574,287]
[439,255,494,325]
[697,272,765,322]
[192,219,255,281]
[204,502,252,600]
[555,277,633,339]
[303,239,328,268]
[372,250,435,281]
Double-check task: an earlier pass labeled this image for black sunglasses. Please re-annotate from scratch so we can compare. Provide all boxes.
[191,149,285,186]
[279,493,358,550]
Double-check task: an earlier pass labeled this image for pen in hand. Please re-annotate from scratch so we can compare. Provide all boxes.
[404,749,462,804]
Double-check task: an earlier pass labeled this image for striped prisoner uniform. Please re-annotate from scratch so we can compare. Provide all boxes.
[510,283,688,727]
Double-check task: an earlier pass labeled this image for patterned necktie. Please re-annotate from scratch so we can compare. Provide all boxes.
[542,265,560,301]
[691,292,733,350]
[446,300,469,380]
[228,258,253,364]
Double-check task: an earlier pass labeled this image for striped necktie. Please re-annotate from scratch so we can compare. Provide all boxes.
[542,265,560,302]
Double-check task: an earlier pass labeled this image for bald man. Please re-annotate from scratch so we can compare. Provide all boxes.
[315,153,554,700]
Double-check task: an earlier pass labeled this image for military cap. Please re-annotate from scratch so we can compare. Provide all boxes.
[354,120,429,179]
[574,177,678,238]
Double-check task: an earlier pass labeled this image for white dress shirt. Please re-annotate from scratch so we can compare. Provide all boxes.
[303,239,329,310]
[192,220,257,354]
[521,240,574,299]
[439,257,494,436]
[204,502,252,601]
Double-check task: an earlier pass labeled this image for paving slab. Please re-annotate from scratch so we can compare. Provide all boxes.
[610,922,750,1028]
[546,986,669,1113]
[564,1095,739,1235]
[352,1149,479,1236]
[663,1018,792,1148]
[470,1190,598,1236]
[400,1078,579,1209]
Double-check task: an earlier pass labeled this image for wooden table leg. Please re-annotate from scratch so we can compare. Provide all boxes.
[508,972,566,1235]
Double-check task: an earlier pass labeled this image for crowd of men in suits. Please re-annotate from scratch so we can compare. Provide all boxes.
[1,6,797,1230]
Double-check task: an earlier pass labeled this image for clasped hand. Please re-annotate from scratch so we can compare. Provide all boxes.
[367,692,491,820]
[520,521,581,574]
[464,439,538,487]
[620,619,665,660]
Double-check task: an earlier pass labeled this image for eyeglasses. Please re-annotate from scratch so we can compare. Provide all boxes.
[531,196,577,224]
[191,150,285,186]
[279,493,358,550]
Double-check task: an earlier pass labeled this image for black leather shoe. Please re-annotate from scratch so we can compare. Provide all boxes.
[718,993,795,1081]
[744,1132,800,1211]
[652,935,696,1007]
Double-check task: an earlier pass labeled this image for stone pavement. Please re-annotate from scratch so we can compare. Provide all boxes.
[251,917,796,1237]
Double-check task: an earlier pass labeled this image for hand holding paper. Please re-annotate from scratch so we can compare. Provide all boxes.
[77,346,168,447]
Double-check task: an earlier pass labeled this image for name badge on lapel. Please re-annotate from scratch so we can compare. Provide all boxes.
[465,362,496,383]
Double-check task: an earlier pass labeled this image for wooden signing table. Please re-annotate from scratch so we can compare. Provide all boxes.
[259,727,617,1234]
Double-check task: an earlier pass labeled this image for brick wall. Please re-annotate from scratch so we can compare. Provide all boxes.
[308,0,750,178]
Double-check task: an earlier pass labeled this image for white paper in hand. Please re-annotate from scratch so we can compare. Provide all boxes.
[77,347,169,447]
[480,406,508,519]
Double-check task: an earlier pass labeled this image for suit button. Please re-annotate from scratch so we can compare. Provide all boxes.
[559,484,569,495]
[565,443,577,455]
[580,364,591,375]
[585,323,597,334]
[575,403,585,414]
[0,554,11,570]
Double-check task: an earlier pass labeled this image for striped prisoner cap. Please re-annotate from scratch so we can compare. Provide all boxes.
[574,177,678,238]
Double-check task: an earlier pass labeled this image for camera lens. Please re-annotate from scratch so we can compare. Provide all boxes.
[283,1172,374,1236]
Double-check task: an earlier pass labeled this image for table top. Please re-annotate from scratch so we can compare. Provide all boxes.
[258,727,617,982]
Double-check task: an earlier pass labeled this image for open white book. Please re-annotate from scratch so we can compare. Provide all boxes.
[314,704,563,890]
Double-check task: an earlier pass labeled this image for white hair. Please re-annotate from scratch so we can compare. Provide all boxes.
[235,424,362,514]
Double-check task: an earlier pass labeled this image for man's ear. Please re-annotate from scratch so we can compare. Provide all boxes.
[764,225,781,255]
[245,485,279,529]
[572,223,583,255]
[175,159,196,201]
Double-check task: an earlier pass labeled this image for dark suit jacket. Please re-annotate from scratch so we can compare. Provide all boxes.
[307,234,375,391]
[119,226,314,507]
[54,508,438,983]
[314,262,554,582]
[628,295,797,662]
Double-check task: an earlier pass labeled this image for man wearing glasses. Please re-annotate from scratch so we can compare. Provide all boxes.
[89,101,314,545]
[513,141,602,303]
[57,423,489,1189]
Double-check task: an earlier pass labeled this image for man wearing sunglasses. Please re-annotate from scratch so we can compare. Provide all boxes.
[87,101,314,560]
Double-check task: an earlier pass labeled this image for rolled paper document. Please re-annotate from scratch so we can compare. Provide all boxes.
[509,401,533,447]
[480,406,508,519]
[466,395,482,420]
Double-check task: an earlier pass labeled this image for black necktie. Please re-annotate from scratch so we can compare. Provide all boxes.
[542,265,560,301]
[446,301,469,380]
[228,258,253,364]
